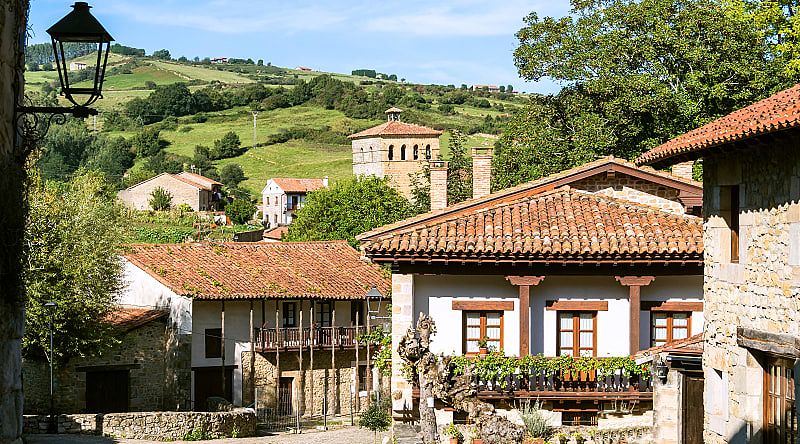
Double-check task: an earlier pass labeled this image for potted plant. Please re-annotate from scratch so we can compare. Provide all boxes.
[470,426,484,444]
[520,401,552,444]
[477,337,489,356]
[572,431,586,444]
[443,423,463,444]
[553,432,567,444]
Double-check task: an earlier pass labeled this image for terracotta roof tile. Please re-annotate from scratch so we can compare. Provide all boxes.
[105,307,167,332]
[637,83,800,167]
[262,226,288,241]
[634,333,703,360]
[360,187,703,263]
[123,241,389,300]
[348,121,443,139]
[176,172,222,189]
[271,178,326,193]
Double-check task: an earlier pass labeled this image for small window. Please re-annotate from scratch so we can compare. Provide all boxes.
[651,312,690,346]
[463,311,503,354]
[316,301,332,327]
[283,302,297,327]
[265,197,270,205]
[351,301,365,326]
[388,145,394,160]
[413,144,419,160]
[558,312,596,357]
[205,328,222,359]
[357,365,369,392]
[425,144,432,160]
[721,185,740,263]
[764,357,797,444]
[400,144,406,160]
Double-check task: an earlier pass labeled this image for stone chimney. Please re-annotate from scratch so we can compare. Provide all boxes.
[472,147,493,199]
[671,161,694,180]
[322,176,329,187]
[430,160,448,211]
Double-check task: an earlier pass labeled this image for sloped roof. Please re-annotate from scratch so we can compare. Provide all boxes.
[634,333,703,360]
[125,172,219,192]
[105,307,167,332]
[348,121,443,139]
[270,178,326,193]
[123,241,390,300]
[262,226,288,241]
[176,172,222,190]
[360,187,703,264]
[637,83,800,167]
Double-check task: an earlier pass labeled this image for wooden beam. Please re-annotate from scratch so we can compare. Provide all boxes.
[331,303,337,415]
[354,310,360,412]
[452,300,515,311]
[249,300,255,405]
[275,301,280,406]
[309,301,315,417]
[221,300,226,400]
[641,301,704,312]
[615,276,655,355]
[545,300,609,311]
[298,302,304,415]
[615,276,656,287]
[505,276,545,286]
[505,276,545,357]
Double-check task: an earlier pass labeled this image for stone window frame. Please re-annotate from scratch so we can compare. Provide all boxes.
[425,144,432,160]
[719,184,741,263]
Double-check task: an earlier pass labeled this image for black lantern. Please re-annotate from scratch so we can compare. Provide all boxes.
[655,358,669,383]
[365,286,384,319]
[47,2,114,110]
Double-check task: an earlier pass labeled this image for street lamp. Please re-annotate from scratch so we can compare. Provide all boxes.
[44,301,57,433]
[364,287,388,400]
[16,2,113,150]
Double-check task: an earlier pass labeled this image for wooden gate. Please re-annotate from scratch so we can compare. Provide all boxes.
[194,367,233,411]
[86,370,129,413]
[682,374,704,444]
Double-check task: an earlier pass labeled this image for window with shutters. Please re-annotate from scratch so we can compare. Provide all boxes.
[651,312,691,346]
[557,312,596,357]
[463,311,503,355]
[765,357,797,444]
[316,301,332,327]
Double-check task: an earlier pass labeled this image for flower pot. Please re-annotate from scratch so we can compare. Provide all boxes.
[479,347,488,357]
[449,438,459,444]
[523,438,544,444]
[472,439,484,444]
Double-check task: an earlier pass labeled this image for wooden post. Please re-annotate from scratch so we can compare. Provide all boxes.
[309,300,315,417]
[275,302,280,407]
[249,300,255,405]
[366,305,371,398]
[354,310,360,412]
[221,300,226,400]
[615,276,655,355]
[506,276,545,357]
[331,303,337,416]
[299,302,304,415]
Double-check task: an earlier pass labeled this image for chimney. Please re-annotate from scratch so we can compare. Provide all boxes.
[322,176,329,187]
[430,160,448,211]
[671,161,694,180]
[472,147,493,199]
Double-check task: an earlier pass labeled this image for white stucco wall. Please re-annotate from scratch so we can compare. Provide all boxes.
[411,274,704,358]
[261,180,287,228]
[118,260,192,333]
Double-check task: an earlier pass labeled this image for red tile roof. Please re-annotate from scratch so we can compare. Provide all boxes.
[348,121,443,139]
[176,172,222,189]
[123,241,390,300]
[637,83,800,167]
[271,178,326,193]
[105,307,167,332]
[360,187,703,264]
[262,226,288,241]
[634,333,703,360]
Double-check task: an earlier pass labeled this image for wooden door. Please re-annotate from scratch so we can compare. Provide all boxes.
[682,374,704,444]
[278,377,293,415]
[86,370,129,413]
[194,367,233,411]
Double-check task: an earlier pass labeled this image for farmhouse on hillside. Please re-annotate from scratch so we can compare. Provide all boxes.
[349,107,442,198]
[637,83,800,444]
[359,155,705,428]
[118,172,223,211]
[261,177,328,228]
[121,241,391,416]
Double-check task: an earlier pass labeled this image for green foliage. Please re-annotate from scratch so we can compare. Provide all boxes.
[110,43,145,56]
[152,48,171,60]
[25,41,95,65]
[284,176,413,247]
[225,198,257,224]
[358,324,393,376]
[519,401,554,439]
[219,163,247,188]
[182,427,211,441]
[38,119,98,181]
[86,137,134,181]
[443,423,463,442]
[131,127,165,158]
[25,172,125,363]
[358,393,391,433]
[149,187,173,211]
[211,131,244,160]
[447,130,472,205]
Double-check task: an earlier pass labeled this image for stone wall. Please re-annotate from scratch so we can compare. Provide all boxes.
[352,136,441,199]
[651,367,680,444]
[24,318,191,414]
[118,174,204,211]
[571,172,686,214]
[102,410,256,441]
[702,139,800,443]
[23,414,101,435]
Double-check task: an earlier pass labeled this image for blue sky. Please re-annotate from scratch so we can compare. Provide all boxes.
[28,0,571,94]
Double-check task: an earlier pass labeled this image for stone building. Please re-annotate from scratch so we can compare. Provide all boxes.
[349,107,442,198]
[123,241,391,415]
[359,154,705,426]
[118,172,222,211]
[23,307,188,414]
[637,83,800,444]
[261,177,327,228]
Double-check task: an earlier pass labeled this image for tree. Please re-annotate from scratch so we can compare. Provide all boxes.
[358,393,391,442]
[225,198,257,224]
[37,119,97,180]
[219,163,247,188]
[25,172,124,362]
[86,136,135,181]
[151,48,171,60]
[149,187,173,210]
[131,127,164,158]
[446,130,472,205]
[210,131,243,159]
[285,176,412,246]
[506,85,513,93]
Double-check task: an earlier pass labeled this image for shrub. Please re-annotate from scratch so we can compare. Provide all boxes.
[149,187,173,211]
[225,199,257,224]
[519,401,553,439]
[210,131,243,160]
[358,393,391,434]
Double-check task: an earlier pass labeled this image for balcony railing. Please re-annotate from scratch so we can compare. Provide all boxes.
[254,326,367,351]
[473,368,652,399]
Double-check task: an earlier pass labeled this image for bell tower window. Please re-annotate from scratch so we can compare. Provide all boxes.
[401,144,406,160]
[388,145,394,160]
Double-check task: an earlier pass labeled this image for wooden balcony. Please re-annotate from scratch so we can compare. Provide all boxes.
[254,326,367,352]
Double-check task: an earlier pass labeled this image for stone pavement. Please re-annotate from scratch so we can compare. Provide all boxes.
[24,426,392,444]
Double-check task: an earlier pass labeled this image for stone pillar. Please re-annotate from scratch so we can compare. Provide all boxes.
[390,273,414,414]
[429,161,448,211]
[615,276,655,354]
[472,147,493,199]
[671,161,694,180]
[505,276,545,357]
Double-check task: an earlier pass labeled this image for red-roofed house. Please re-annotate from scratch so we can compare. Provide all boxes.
[637,83,800,443]
[118,172,223,211]
[349,107,442,198]
[261,177,328,228]
[120,241,390,416]
[359,154,705,427]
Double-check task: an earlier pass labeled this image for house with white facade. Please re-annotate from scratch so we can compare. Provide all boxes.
[359,155,705,426]
[121,241,390,416]
[261,177,327,228]
[637,83,800,444]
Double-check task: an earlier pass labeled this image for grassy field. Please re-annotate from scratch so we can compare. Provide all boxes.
[76,64,187,90]
[148,60,254,84]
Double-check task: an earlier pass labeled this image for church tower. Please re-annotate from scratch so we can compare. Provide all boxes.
[348,107,442,198]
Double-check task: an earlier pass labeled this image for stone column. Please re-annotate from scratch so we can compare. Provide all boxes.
[671,161,694,180]
[429,161,448,211]
[505,276,545,357]
[391,273,414,414]
[615,276,655,354]
[472,147,493,199]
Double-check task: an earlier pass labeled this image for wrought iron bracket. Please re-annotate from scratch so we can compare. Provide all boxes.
[13,104,98,157]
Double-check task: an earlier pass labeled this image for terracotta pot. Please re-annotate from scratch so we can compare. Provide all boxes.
[472,439,484,444]
[522,438,544,444]
[449,438,459,444]
[479,347,488,357]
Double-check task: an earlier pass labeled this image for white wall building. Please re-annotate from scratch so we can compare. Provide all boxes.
[261,177,327,228]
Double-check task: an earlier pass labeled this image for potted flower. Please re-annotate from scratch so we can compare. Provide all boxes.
[477,337,489,357]
[470,426,484,444]
[572,431,586,444]
[443,423,463,444]
[553,432,567,444]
